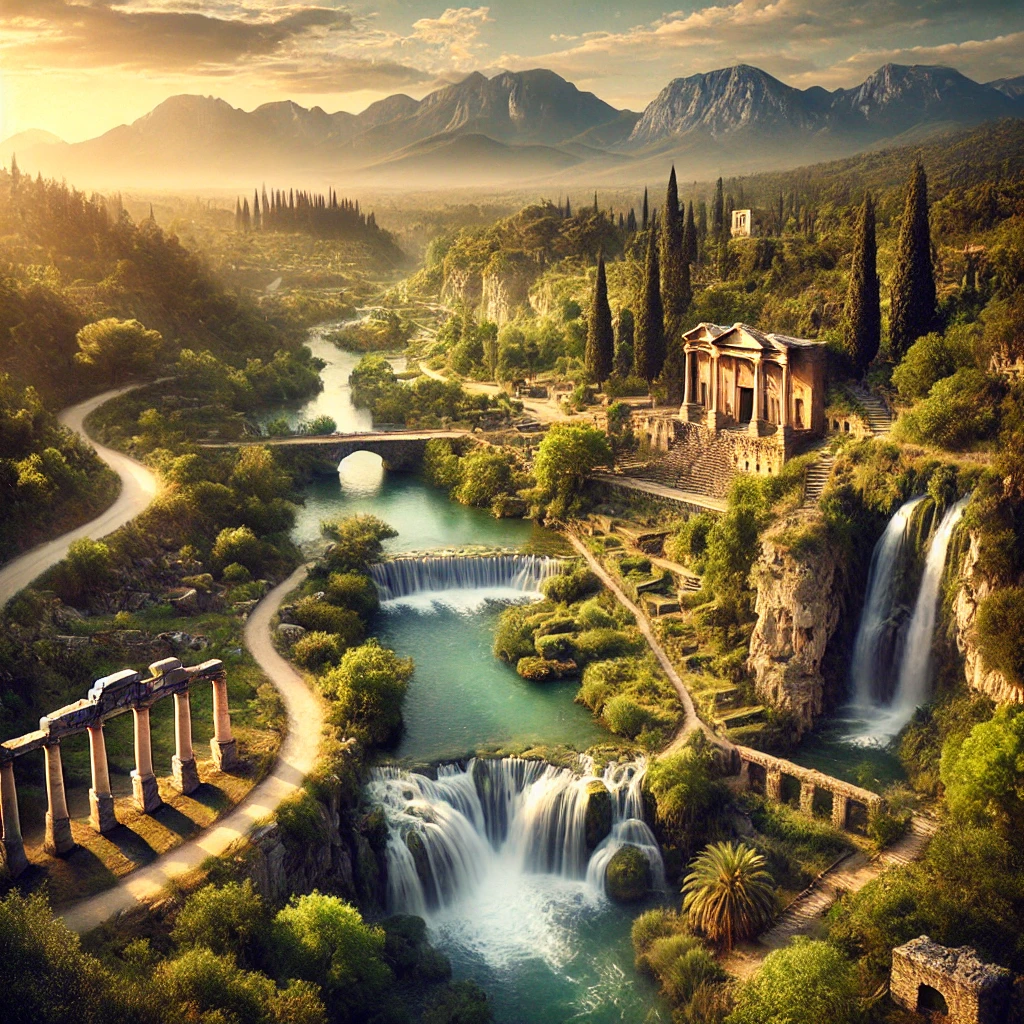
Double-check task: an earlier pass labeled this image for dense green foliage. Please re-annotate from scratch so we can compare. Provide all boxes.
[635,226,665,382]
[682,842,777,950]
[840,192,880,375]
[888,161,936,359]
[584,255,614,384]
[533,424,612,519]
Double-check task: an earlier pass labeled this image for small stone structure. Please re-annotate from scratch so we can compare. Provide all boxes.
[1,657,234,877]
[731,209,753,238]
[891,936,1012,1023]
[734,745,882,830]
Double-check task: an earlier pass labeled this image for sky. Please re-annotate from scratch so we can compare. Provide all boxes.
[1,0,1023,143]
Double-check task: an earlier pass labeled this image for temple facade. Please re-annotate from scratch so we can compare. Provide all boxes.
[680,322,827,441]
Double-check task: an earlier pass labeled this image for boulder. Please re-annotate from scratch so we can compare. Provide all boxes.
[584,780,612,850]
[605,844,652,903]
[170,588,200,616]
[277,623,307,645]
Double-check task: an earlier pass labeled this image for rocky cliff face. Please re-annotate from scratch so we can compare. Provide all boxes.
[481,264,534,324]
[747,513,843,735]
[440,266,482,310]
[953,532,1023,705]
[242,739,388,913]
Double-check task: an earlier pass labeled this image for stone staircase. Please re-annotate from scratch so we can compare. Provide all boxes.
[620,427,738,499]
[879,814,939,868]
[850,384,894,436]
[801,449,836,508]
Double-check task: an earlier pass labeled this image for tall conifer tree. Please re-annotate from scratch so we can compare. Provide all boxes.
[642,188,649,230]
[889,160,936,359]
[635,219,665,383]
[842,192,881,375]
[661,167,690,335]
[683,200,697,264]
[614,309,635,378]
[585,256,615,384]
[712,177,725,241]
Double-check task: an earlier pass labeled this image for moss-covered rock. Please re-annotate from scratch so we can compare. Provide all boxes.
[535,632,576,660]
[536,616,577,637]
[516,656,578,681]
[584,780,612,850]
[605,844,652,903]
[404,829,432,893]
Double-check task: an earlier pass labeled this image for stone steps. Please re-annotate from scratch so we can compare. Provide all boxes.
[850,384,894,435]
[801,452,836,508]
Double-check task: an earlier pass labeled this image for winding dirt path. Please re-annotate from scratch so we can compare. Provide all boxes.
[0,386,160,606]
[0,386,324,932]
[60,567,323,934]
[566,533,723,754]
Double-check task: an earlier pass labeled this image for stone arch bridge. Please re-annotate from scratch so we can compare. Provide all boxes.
[201,430,472,472]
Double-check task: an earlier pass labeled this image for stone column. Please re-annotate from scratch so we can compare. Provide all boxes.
[832,792,849,830]
[799,780,816,816]
[766,767,782,802]
[738,759,751,790]
[682,348,692,405]
[210,674,238,771]
[749,357,763,436]
[780,362,790,428]
[172,690,200,794]
[87,724,117,833]
[0,759,28,877]
[44,741,74,856]
[131,706,162,813]
[706,355,724,430]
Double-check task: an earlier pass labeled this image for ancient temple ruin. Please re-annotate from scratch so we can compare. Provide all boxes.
[891,936,1013,1024]
[1,657,236,877]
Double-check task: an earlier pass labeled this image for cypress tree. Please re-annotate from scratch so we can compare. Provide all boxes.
[635,221,665,383]
[712,177,724,241]
[661,166,690,335]
[697,200,708,243]
[842,191,881,376]
[614,309,635,377]
[585,255,615,384]
[253,189,261,230]
[683,201,697,264]
[565,196,572,218]
[593,191,599,214]
[642,188,649,231]
[889,160,936,359]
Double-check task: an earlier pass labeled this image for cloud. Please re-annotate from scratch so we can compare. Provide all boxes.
[0,0,353,73]
[409,7,492,65]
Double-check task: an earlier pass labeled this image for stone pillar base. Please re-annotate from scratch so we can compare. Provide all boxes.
[89,789,117,833]
[706,409,726,431]
[44,812,74,856]
[2,837,29,877]
[832,794,849,830]
[799,783,816,816]
[132,771,162,814]
[172,755,201,795]
[211,739,238,771]
[680,403,704,423]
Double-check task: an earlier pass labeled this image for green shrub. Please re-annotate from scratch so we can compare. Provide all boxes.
[577,598,615,629]
[578,658,632,713]
[666,514,716,568]
[454,448,516,507]
[618,554,652,576]
[423,438,462,490]
[895,368,1003,450]
[603,694,650,738]
[535,632,576,661]
[212,525,265,573]
[324,571,380,619]
[574,627,637,663]
[51,537,117,605]
[541,564,600,603]
[975,587,1024,688]
[867,806,910,849]
[222,562,252,583]
[318,640,413,746]
[535,615,576,637]
[292,597,365,647]
[292,631,344,671]
[632,908,688,972]
[422,981,493,1024]
[276,790,329,845]
[516,656,574,681]
[172,880,269,965]
[493,605,537,663]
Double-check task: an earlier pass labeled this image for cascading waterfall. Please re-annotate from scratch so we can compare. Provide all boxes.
[889,496,970,722]
[369,554,562,611]
[850,495,925,707]
[367,756,665,920]
[849,496,969,740]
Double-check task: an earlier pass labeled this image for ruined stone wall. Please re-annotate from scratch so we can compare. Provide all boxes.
[954,532,1024,706]
[747,510,843,735]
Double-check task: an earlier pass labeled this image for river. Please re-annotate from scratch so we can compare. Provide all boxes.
[277,323,666,1024]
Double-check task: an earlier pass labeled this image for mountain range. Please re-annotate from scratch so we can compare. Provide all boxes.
[6,63,1022,189]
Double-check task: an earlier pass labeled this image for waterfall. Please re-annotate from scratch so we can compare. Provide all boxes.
[889,496,969,722]
[850,495,925,707]
[849,496,968,740]
[369,554,562,611]
[367,756,665,918]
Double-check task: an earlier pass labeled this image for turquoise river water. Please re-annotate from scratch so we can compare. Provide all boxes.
[270,329,666,1023]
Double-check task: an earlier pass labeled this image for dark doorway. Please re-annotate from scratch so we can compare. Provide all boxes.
[738,387,754,423]
[795,398,805,428]
[700,382,708,407]
[917,985,949,1015]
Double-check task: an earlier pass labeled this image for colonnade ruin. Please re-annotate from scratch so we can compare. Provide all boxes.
[1,657,236,877]
[734,745,882,831]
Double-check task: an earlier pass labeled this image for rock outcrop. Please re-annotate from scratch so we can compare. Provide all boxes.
[953,533,1023,705]
[747,512,843,735]
[480,260,535,324]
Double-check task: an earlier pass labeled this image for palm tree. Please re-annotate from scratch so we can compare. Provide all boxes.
[682,841,776,950]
